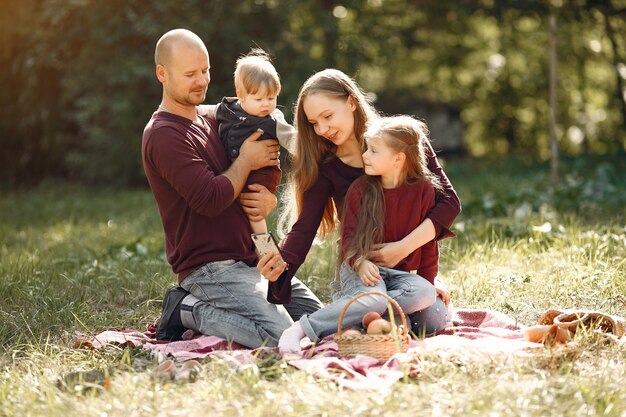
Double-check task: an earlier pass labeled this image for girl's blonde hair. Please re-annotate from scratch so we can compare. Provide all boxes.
[234,49,281,96]
[277,69,378,238]
[342,115,443,269]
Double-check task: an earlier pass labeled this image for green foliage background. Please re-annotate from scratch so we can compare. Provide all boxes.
[1,0,624,190]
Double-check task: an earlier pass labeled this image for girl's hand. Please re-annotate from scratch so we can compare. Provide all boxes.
[239,184,277,222]
[434,277,451,305]
[256,252,287,282]
[357,260,381,286]
[369,241,410,269]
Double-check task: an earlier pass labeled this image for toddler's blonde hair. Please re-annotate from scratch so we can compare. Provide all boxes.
[234,49,281,96]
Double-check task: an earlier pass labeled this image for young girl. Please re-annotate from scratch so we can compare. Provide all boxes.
[278,115,448,352]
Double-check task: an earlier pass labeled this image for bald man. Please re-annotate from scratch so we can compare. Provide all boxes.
[142,29,322,348]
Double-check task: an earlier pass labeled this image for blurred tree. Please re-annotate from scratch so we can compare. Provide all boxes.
[0,0,71,189]
[596,0,626,129]
[550,10,559,184]
[0,0,624,189]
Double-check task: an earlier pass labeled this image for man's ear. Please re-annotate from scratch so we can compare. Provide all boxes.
[156,64,166,83]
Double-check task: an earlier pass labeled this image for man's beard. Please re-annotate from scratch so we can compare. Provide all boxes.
[187,88,207,105]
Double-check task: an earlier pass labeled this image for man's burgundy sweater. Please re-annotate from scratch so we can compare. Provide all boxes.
[142,110,256,282]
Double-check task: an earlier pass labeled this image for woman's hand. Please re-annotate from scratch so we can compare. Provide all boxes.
[357,260,381,286]
[239,184,277,222]
[434,277,451,305]
[369,241,411,269]
[370,219,436,267]
[256,252,287,282]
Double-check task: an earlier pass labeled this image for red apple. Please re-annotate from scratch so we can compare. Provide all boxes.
[362,311,382,329]
[341,328,362,336]
[367,318,392,335]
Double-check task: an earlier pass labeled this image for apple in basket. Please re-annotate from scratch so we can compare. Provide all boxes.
[342,328,362,336]
[366,318,393,335]
[362,311,382,329]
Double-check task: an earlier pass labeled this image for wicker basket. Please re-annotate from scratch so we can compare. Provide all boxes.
[334,291,410,361]
[539,309,625,338]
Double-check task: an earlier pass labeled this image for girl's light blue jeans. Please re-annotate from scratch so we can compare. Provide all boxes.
[299,262,438,342]
[181,260,323,348]
[409,295,451,337]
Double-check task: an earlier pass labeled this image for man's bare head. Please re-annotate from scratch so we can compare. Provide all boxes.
[154,29,210,114]
[155,29,208,67]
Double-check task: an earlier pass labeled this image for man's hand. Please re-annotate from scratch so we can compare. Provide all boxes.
[357,260,381,286]
[223,131,280,200]
[239,184,277,222]
[238,130,280,171]
[257,252,287,282]
[369,241,410,269]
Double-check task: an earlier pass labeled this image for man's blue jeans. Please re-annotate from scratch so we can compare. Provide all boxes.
[181,260,323,348]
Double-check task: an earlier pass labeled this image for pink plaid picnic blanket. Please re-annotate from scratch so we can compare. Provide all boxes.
[75,308,542,390]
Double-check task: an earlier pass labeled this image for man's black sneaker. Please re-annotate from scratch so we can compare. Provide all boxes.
[156,286,190,341]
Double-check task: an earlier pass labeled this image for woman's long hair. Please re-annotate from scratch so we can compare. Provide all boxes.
[277,69,377,238]
[342,115,443,269]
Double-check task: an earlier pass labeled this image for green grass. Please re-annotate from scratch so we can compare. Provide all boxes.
[1,155,625,416]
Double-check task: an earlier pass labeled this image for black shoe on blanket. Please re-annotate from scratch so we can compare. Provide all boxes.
[156,286,199,341]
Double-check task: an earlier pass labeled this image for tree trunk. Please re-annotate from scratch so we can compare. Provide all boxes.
[549,13,559,184]
[600,4,626,128]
